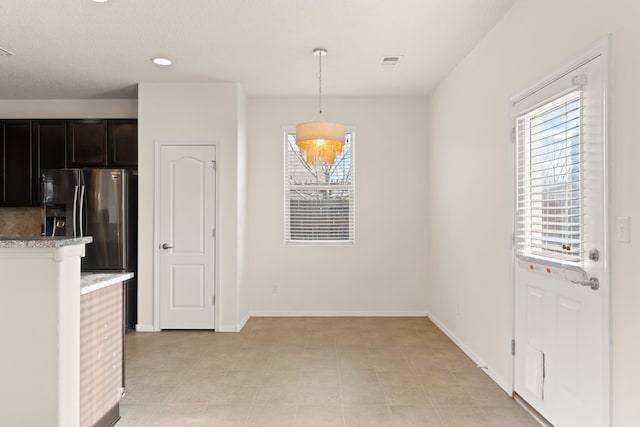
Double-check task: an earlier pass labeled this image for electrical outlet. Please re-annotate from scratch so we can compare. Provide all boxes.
[616,216,631,243]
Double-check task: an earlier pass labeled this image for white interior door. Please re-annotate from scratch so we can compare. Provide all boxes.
[512,46,608,427]
[158,144,216,329]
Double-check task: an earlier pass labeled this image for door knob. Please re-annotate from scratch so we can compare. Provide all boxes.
[571,277,599,290]
[161,243,173,250]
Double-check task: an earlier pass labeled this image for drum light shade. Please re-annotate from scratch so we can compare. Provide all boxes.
[296,121,345,165]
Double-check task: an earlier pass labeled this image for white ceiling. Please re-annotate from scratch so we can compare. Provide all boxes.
[0,0,515,99]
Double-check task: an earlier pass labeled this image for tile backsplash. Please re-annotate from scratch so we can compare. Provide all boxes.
[0,207,41,237]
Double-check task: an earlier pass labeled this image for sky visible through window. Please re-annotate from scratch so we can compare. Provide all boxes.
[286,132,352,186]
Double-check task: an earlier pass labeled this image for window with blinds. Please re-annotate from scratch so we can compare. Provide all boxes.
[284,130,354,243]
[515,90,582,263]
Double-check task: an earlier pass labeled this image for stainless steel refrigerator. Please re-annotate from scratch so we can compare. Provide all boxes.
[42,168,138,328]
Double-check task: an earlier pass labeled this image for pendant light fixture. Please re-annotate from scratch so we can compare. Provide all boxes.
[296,48,345,165]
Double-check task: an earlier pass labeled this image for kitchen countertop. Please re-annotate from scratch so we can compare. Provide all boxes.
[81,272,134,295]
[0,236,93,248]
[0,237,132,294]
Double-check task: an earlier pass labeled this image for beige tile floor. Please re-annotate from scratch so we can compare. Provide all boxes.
[118,317,539,427]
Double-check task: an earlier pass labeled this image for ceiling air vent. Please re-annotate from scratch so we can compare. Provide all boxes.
[0,46,15,56]
[380,55,402,69]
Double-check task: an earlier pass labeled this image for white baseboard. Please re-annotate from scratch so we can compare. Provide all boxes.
[216,324,241,332]
[136,320,249,333]
[427,312,511,394]
[250,310,429,317]
[237,312,251,331]
[135,324,156,332]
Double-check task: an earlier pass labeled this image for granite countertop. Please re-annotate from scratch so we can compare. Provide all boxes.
[0,236,93,248]
[81,272,134,295]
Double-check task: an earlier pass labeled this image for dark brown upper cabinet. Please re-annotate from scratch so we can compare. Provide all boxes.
[0,118,136,207]
[1,120,33,206]
[109,120,138,167]
[33,120,67,203]
[67,119,109,167]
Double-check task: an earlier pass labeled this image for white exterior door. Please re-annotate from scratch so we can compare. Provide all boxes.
[512,46,608,427]
[158,144,216,329]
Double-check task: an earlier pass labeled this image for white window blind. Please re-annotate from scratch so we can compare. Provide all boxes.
[284,131,354,243]
[515,90,582,263]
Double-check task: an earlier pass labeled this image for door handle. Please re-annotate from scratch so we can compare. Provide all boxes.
[78,185,85,237]
[571,277,599,291]
[72,185,79,237]
[161,243,173,250]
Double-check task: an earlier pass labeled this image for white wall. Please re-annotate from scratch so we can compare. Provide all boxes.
[247,97,429,315]
[0,99,136,118]
[426,0,640,424]
[137,82,247,332]
[236,86,250,329]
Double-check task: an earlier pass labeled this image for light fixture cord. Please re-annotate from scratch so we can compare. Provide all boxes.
[318,51,323,116]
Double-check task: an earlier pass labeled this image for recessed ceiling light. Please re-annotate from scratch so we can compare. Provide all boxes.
[152,57,172,66]
[91,0,110,3]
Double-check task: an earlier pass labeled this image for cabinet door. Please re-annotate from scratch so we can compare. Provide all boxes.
[109,120,137,167]
[33,120,67,203]
[1,120,33,206]
[67,120,108,167]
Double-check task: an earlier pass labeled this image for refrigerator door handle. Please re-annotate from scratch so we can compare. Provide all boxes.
[72,185,79,237]
[79,185,86,237]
